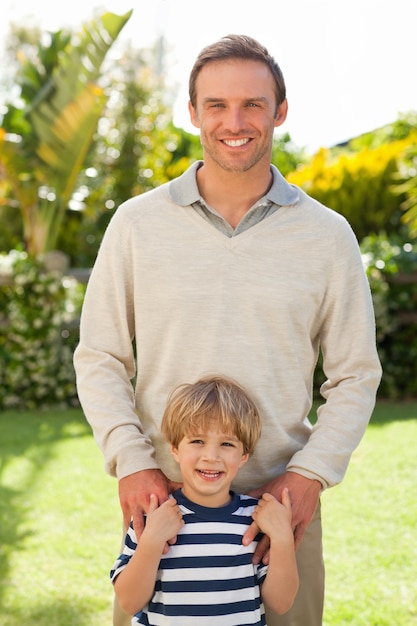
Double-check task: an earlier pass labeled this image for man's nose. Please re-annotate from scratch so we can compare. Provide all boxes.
[224,106,246,133]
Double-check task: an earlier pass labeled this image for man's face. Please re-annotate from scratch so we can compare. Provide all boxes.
[189,59,287,174]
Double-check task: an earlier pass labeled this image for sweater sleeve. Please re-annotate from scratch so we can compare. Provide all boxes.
[286,217,382,488]
[73,204,159,479]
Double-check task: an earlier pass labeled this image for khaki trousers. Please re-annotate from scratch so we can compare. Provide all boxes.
[113,503,324,626]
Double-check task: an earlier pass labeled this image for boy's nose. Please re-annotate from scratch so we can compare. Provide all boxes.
[202,445,221,461]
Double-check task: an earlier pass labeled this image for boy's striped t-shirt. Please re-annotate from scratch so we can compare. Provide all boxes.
[110,489,268,625]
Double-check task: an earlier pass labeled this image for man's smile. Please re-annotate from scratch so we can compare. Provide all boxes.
[222,138,251,147]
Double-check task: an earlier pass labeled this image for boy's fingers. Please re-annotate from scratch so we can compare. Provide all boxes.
[242,520,260,546]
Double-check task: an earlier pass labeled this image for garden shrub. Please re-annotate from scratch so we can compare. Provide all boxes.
[287,135,417,241]
[0,250,83,410]
[313,233,417,400]
[362,233,417,398]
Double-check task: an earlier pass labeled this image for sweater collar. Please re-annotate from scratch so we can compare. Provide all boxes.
[169,160,300,207]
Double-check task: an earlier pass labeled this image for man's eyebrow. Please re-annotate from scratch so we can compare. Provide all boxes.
[201,97,225,104]
[201,96,269,105]
[244,97,269,104]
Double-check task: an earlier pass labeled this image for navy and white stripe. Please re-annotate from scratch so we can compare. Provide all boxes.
[110,490,268,625]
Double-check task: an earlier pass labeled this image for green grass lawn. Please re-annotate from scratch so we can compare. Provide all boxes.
[0,402,416,625]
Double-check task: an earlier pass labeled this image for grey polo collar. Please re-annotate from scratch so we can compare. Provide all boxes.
[169,160,300,207]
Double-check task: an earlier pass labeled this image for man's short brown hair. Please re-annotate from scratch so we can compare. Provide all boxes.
[189,34,286,112]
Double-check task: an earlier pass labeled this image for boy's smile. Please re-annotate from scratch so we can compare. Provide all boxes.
[197,469,223,480]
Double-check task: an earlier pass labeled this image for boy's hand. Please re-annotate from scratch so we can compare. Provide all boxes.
[251,490,293,543]
[118,469,182,551]
[242,472,321,561]
[142,494,184,549]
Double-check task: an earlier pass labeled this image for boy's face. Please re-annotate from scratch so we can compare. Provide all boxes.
[170,424,249,508]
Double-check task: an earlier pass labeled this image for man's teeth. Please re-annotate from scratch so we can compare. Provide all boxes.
[223,138,249,147]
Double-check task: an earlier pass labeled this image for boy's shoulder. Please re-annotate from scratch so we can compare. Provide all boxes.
[233,493,259,516]
[236,493,259,505]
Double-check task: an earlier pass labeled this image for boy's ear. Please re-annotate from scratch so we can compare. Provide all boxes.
[239,452,250,468]
[170,443,180,463]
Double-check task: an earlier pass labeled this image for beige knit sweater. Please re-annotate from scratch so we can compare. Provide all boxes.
[74,164,381,492]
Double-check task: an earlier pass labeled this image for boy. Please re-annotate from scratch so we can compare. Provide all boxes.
[110,375,298,625]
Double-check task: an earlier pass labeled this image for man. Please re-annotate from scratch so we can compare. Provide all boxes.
[74,34,382,626]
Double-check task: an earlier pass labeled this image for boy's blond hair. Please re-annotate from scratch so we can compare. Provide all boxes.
[161,375,261,455]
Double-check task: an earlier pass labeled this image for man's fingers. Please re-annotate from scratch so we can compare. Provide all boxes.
[293,523,306,550]
[253,533,270,565]
[132,508,145,536]
[243,522,271,565]
[147,493,159,513]
[122,502,132,533]
[281,487,291,508]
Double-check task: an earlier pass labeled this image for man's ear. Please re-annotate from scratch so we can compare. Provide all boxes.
[274,98,288,128]
[188,101,200,128]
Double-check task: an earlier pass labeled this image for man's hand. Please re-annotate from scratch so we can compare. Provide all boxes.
[243,472,322,562]
[118,469,181,543]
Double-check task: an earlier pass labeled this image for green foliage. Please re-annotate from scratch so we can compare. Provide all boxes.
[395,141,417,235]
[271,132,306,176]
[362,233,417,398]
[312,232,417,400]
[56,46,199,267]
[0,250,83,410]
[347,110,417,151]
[0,204,22,252]
[0,11,132,256]
[287,136,416,241]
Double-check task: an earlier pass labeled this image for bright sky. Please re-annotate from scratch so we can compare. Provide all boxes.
[2,0,416,153]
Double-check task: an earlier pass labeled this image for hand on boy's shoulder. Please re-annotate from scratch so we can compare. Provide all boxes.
[142,494,184,549]
[252,490,293,544]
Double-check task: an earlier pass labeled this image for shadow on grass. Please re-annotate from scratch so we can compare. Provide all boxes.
[0,409,89,613]
[2,598,101,626]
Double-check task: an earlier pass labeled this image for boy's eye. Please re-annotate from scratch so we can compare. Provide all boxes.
[190,438,203,445]
[222,441,236,447]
